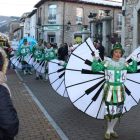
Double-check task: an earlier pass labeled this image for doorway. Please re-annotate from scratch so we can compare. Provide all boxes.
[48,35,55,44]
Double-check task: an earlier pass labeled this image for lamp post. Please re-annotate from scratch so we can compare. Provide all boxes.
[66,21,71,32]
[88,13,93,37]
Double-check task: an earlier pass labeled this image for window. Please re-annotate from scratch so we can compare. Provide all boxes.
[48,5,57,24]
[40,8,42,18]
[98,10,104,18]
[118,13,122,27]
[76,8,83,25]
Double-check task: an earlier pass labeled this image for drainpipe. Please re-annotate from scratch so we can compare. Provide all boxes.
[113,8,115,34]
[62,2,65,44]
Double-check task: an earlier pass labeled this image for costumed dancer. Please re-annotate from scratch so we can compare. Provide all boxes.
[91,44,137,139]
[16,38,32,75]
[39,42,58,81]
[32,39,45,80]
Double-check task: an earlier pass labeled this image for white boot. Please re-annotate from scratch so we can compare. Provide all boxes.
[105,121,111,139]
[23,70,26,75]
[106,121,111,134]
[45,74,48,81]
[110,118,118,133]
[110,118,118,138]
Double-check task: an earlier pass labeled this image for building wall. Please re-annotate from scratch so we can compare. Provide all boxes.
[122,0,139,57]
[36,1,122,46]
[30,14,36,38]
[13,29,21,41]
[9,22,20,40]
[24,18,30,37]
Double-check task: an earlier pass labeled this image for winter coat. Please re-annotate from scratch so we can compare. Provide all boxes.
[0,72,19,140]
[64,45,68,56]
[0,50,19,140]
[97,46,105,60]
[58,47,65,61]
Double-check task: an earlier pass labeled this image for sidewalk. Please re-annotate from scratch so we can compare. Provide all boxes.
[6,69,62,140]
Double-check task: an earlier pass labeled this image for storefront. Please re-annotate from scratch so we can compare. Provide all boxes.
[42,25,61,45]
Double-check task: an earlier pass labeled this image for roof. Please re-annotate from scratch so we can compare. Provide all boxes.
[80,0,122,7]
[28,9,37,18]
[13,27,21,33]
[34,0,122,8]
[11,16,21,23]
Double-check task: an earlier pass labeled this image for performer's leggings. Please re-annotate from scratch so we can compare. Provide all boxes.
[22,61,31,71]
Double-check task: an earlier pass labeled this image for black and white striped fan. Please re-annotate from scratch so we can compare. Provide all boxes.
[33,60,46,74]
[24,53,35,65]
[65,38,140,119]
[122,46,140,113]
[48,59,68,97]
[10,55,22,69]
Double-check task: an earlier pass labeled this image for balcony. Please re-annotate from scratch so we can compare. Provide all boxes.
[37,17,41,26]
[48,15,56,24]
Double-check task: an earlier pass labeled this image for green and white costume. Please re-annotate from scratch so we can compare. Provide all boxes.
[16,44,31,70]
[32,44,44,61]
[37,47,57,79]
[91,57,137,121]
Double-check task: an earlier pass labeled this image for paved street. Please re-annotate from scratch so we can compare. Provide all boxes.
[7,68,140,140]
[6,69,61,140]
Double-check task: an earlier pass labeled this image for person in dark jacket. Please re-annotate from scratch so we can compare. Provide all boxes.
[0,49,19,140]
[96,43,105,60]
[64,43,68,62]
[58,44,65,61]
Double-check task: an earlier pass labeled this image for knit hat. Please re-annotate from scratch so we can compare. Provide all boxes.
[38,39,43,43]
[23,38,27,42]
[110,43,125,55]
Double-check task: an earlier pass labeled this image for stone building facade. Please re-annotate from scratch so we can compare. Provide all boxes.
[9,16,21,41]
[122,0,140,57]
[34,0,122,46]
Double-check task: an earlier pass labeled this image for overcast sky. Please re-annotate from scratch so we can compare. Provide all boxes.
[0,0,122,17]
[0,0,40,17]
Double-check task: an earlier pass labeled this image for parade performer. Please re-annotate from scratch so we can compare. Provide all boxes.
[32,39,45,80]
[39,42,57,81]
[65,37,140,140]
[16,39,32,75]
[92,44,137,139]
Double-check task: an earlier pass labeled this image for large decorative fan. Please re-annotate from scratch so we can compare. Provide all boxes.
[33,60,46,74]
[48,59,68,97]
[10,55,22,69]
[65,38,140,119]
[24,54,35,65]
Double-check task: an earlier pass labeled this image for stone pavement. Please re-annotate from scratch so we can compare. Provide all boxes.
[6,69,61,140]
[15,69,140,140]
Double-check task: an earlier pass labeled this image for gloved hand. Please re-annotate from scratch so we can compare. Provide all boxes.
[92,50,100,60]
[37,60,40,63]
[131,54,137,61]
[59,61,65,66]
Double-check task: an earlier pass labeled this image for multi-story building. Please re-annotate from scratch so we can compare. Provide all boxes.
[13,27,22,41]
[9,16,21,41]
[27,9,37,39]
[121,0,140,57]
[34,0,122,46]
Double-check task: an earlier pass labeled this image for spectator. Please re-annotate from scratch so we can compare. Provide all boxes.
[93,40,98,49]
[64,43,69,62]
[96,43,105,60]
[58,44,65,61]
[0,50,19,140]
[53,43,58,56]
[6,45,15,69]
[68,43,73,56]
